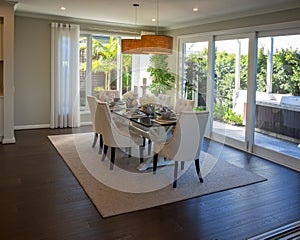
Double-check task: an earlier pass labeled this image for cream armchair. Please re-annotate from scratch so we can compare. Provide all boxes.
[175,98,195,114]
[152,111,209,188]
[99,90,120,102]
[158,94,171,107]
[95,101,144,170]
[87,96,103,151]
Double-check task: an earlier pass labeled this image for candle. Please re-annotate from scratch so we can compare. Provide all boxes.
[143,78,147,86]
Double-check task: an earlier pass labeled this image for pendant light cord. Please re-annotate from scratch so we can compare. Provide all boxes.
[133,3,139,38]
[134,3,139,26]
[156,0,159,35]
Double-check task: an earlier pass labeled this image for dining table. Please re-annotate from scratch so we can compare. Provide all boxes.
[111,104,177,171]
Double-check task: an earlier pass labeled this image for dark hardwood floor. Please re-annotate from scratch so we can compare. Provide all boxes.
[0,127,299,240]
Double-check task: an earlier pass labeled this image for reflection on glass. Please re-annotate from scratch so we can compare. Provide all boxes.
[254,34,300,158]
[212,38,249,142]
[183,41,209,107]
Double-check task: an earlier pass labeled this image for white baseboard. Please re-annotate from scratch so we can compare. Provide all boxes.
[14,122,92,130]
[14,124,50,130]
[81,121,92,126]
[2,136,16,144]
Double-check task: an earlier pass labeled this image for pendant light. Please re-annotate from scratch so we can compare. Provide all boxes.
[141,0,173,55]
[121,4,142,54]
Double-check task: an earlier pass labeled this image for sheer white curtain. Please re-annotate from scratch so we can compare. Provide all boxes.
[50,23,80,128]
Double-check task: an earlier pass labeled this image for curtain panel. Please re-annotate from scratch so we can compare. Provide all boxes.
[50,23,80,128]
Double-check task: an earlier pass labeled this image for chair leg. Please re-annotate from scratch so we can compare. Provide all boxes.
[181,161,185,170]
[153,153,158,175]
[92,133,98,148]
[101,145,108,161]
[173,161,178,188]
[99,135,103,154]
[110,147,116,170]
[195,159,204,183]
[139,146,144,163]
[148,139,152,155]
[128,147,132,158]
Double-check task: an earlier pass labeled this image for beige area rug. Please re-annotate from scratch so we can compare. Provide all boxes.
[48,132,267,218]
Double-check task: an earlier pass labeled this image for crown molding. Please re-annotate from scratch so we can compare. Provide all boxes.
[15,11,157,35]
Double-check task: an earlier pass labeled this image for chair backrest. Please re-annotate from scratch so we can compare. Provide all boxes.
[165,111,209,162]
[175,98,195,114]
[158,94,171,107]
[95,101,127,147]
[99,90,120,102]
[87,95,98,130]
[95,101,112,141]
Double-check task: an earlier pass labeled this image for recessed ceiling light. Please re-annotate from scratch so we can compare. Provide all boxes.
[152,18,156,22]
[61,6,66,10]
[193,8,199,12]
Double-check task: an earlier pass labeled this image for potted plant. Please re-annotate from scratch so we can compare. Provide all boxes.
[193,106,206,112]
[147,54,175,95]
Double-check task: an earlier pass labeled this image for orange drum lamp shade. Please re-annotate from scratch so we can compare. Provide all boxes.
[121,36,173,55]
[141,35,173,54]
[121,39,142,54]
[121,1,173,55]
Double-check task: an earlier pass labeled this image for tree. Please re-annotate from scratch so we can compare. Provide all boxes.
[147,54,175,95]
[183,42,300,125]
[214,50,236,109]
[272,48,300,96]
[121,54,132,94]
[92,37,118,90]
[256,48,268,92]
[184,50,208,105]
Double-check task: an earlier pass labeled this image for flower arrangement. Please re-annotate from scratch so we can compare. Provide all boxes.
[122,91,139,108]
[139,94,159,106]
[122,91,135,100]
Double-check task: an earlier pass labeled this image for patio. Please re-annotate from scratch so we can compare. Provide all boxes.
[213,120,300,160]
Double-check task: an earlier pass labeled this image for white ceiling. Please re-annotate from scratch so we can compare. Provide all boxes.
[12,0,300,30]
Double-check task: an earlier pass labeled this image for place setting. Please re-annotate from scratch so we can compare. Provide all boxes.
[152,106,178,124]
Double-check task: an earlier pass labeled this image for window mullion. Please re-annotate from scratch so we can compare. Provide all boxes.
[86,35,92,98]
[245,32,258,152]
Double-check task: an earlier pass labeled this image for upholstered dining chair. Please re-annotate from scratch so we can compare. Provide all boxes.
[87,95,103,151]
[95,101,144,170]
[152,111,209,188]
[175,98,195,114]
[99,90,120,102]
[158,94,171,107]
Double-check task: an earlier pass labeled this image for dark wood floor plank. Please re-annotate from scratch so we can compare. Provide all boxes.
[0,127,299,240]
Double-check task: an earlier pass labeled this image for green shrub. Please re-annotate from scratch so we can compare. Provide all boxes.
[223,108,243,125]
[213,103,226,121]
[193,106,206,112]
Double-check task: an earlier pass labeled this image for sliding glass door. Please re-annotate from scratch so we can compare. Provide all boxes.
[212,37,249,149]
[254,34,300,161]
[179,28,300,170]
[181,39,209,107]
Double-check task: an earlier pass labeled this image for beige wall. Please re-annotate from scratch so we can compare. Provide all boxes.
[15,16,51,127]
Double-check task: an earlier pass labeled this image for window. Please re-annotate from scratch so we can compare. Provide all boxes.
[79,34,151,111]
[182,41,209,106]
[254,34,300,159]
[80,35,120,110]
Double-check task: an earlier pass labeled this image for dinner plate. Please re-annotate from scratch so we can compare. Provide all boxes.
[153,116,177,124]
